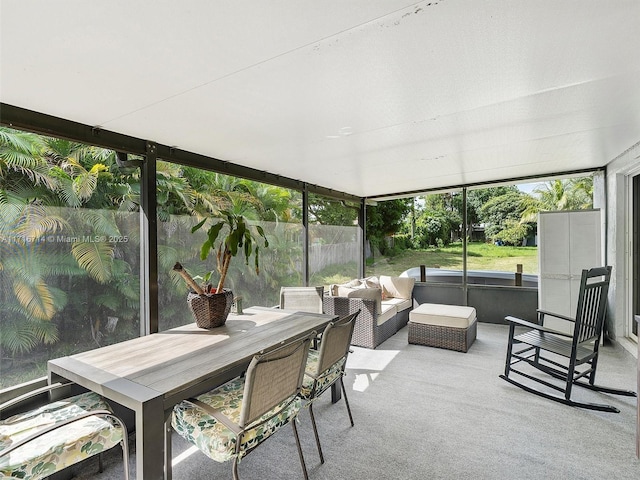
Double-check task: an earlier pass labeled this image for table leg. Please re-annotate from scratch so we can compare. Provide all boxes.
[137,397,166,480]
[331,382,341,403]
[165,413,173,480]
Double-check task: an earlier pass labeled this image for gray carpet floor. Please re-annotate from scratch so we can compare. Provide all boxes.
[73,323,639,479]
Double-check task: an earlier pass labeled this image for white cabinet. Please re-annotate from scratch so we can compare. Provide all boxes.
[538,210,603,333]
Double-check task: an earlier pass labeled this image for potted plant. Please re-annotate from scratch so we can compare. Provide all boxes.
[174,210,268,328]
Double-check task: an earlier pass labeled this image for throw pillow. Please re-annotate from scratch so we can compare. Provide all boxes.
[379,275,415,299]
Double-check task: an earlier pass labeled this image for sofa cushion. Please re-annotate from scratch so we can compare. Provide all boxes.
[360,276,381,288]
[382,297,412,313]
[330,279,361,296]
[336,286,382,314]
[378,302,397,325]
[379,276,415,300]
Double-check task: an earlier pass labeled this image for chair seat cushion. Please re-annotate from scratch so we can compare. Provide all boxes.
[300,350,346,399]
[0,391,124,480]
[172,378,302,463]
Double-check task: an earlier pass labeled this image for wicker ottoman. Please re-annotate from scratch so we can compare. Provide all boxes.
[408,303,477,353]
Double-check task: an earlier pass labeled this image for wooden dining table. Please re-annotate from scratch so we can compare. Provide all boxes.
[48,307,337,480]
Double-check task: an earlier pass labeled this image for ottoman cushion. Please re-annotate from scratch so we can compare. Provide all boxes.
[409,303,476,328]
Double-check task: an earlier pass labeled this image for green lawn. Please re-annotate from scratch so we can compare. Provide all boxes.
[366,242,538,278]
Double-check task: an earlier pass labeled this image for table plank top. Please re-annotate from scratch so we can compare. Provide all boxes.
[48,307,335,407]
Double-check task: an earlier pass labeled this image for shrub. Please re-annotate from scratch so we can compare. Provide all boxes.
[495,220,529,246]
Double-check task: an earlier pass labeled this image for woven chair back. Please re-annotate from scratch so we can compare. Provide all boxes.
[574,266,612,344]
[239,335,312,428]
[316,311,359,375]
[279,286,324,313]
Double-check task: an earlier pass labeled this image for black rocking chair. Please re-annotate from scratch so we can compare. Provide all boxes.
[500,266,636,412]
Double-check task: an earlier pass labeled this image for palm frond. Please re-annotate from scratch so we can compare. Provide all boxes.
[81,209,121,236]
[73,170,99,201]
[3,248,44,283]
[158,244,181,271]
[71,241,114,283]
[13,279,57,320]
[12,204,68,238]
[0,320,39,354]
[0,189,26,228]
[56,176,82,207]
[92,292,122,311]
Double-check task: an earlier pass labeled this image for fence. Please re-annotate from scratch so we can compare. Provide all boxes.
[309,242,359,272]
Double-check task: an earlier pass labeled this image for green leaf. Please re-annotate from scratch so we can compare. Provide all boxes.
[206,222,224,246]
[244,237,252,264]
[255,225,268,247]
[227,229,239,256]
[191,218,207,233]
[200,239,212,260]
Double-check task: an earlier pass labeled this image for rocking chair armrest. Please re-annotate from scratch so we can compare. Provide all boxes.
[537,309,576,324]
[504,315,572,338]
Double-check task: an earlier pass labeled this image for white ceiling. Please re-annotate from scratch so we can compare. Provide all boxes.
[2,0,639,198]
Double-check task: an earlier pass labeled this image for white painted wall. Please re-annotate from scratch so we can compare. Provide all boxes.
[605,141,640,341]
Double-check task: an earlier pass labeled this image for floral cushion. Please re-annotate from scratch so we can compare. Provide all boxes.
[300,350,346,399]
[171,377,302,463]
[0,391,125,480]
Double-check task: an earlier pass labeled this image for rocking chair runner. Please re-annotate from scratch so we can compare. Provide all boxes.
[500,266,636,412]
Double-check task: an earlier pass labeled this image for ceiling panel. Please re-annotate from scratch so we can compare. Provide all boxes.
[1,0,639,198]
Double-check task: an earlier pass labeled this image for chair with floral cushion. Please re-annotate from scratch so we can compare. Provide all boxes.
[300,311,359,463]
[0,382,130,480]
[171,333,314,480]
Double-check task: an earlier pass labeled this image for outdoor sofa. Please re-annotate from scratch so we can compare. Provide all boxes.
[322,275,415,349]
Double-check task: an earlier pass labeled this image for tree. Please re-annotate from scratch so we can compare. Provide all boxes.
[465,186,517,238]
[479,190,533,245]
[366,199,412,254]
[534,178,593,211]
[308,194,358,226]
[414,209,458,247]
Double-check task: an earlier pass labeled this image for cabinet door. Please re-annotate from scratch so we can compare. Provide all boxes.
[538,210,602,333]
[539,212,572,327]
[568,211,602,314]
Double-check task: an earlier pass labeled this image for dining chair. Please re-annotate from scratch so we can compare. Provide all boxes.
[280,286,325,349]
[0,382,130,480]
[279,286,324,313]
[299,310,359,463]
[171,333,314,480]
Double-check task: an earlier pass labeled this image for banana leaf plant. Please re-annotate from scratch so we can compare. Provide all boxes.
[191,210,268,293]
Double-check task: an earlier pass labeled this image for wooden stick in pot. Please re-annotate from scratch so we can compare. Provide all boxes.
[173,262,205,295]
